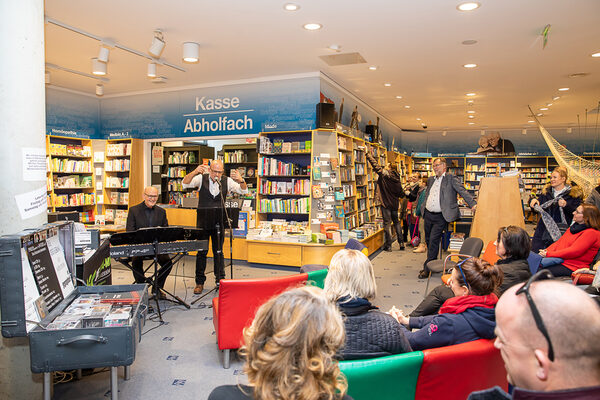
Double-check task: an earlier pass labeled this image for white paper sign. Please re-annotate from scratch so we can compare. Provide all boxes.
[322,171,331,178]
[15,186,47,220]
[46,235,75,298]
[93,152,105,162]
[22,148,46,182]
[317,212,326,219]
[324,195,335,202]
[95,167,103,176]
[96,181,102,190]
[311,219,321,224]
[324,204,334,210]
[320,153,330,158]
[152,165,161,173]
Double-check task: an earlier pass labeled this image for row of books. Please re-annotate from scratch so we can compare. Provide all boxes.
[345,214,358,230]
[449,232,465,250]
[340,168,355,182]
[168,151,197,164]
[168,191,197,206]
[339,153,352,166]
[342,184,354,197]
[258,157,308,176]
[107,191,129,205]
[49,158,92,173]
[223,150,248,163]
[167,179,186,191]
[258,137,312,154]
[258,197,310,214]
[105,176,129,188]
[53,193,95,207]
[49,143,91,157]
[353,149,366,163]
[105,209,128,224]
[337,136,352,151]
[105,159,130,172]
[52,175,93,189]
[259,179,310,195]
[79,210,94,223]
[234,166,256,178]
[166,166,188,178]
[106,143,131,157]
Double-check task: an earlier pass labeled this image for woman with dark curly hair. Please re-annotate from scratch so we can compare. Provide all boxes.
[208,286,353,400]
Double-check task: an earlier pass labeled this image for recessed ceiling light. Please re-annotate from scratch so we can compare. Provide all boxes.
[395,95,402,99]
[284,3,300,11]
[528,120,535,123]
[468,115,475,119]
[546,103,553,107]
[468,122,475,125]
[553,96,560,100]
[558,87,569,91]
[540,107,549,111]
[404,105,411,109]
[328,44,342,52]
[416,118,421,121]
[303,23,322,31]
[368,65,378,70]
[384,83,391,87]
[537,113,544,116]
[462,39,478,45]
[463,63,477,68]
[467,110,475,114]
[466,92,476,96]
[592,52,600,58]
[467,100,474,104]
[457,2,480,11]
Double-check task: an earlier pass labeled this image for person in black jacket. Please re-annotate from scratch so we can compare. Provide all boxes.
[366,153,406,251]
[208,286,353,400]
[125,186,173,295]
[410,225,531,317]
[324,249,412,360]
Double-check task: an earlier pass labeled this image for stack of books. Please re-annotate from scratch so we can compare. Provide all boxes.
[449,232,465,250]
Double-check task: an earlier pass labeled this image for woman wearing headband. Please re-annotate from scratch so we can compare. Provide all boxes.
[390,257,503,351]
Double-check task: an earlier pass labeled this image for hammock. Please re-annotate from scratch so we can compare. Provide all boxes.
[530,106,597,198]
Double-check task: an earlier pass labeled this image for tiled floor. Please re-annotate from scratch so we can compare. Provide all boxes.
[51,242,436,399]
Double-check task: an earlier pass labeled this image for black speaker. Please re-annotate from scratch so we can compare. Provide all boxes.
[365,124,378,142]
[316,103,335,129]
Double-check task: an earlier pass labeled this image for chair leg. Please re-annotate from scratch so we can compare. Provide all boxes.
[424,271,432,298]
[223,349,230,369]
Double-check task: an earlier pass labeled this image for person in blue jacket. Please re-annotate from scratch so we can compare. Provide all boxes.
[390,257,503,351]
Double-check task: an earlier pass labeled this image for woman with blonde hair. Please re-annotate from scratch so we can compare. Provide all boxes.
[529,166,582,252]
[324,249,411,360]
[208,286,353,400]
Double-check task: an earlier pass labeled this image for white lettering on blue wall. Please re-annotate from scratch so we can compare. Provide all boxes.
[195,96,240,111]
[184,115,253,133]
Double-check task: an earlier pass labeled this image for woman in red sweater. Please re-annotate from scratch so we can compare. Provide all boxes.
[539,203,600,277]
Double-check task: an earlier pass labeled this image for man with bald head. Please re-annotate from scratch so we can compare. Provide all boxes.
[126,186,173,296]
[183,159,248,294]
[469,272,600,399]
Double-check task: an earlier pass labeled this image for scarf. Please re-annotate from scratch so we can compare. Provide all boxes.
[439,293,498,314]
[533,185,570,242]
[569,222,589,235]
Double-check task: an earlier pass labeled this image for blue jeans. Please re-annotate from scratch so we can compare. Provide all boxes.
[540,257,564,268]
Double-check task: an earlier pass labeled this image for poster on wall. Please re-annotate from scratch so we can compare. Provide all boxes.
[152,146,164,165]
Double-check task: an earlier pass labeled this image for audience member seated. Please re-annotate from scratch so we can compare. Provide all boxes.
[390,257,502,351]
[323,249,411,360]
[468,272,600,399]
[529,166,581,252]
[538,203,600,277]
[208,286,353,400]
[410,226,530,317]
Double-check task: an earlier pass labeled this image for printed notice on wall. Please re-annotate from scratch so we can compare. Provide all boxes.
[152,146,164,165]
[22,148,46,181]
[15,186,47,220]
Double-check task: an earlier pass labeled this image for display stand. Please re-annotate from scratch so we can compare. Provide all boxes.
[470,176,525,246]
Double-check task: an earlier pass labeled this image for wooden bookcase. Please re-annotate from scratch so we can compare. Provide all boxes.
[102,138,143,225]
[160,145,214,205]
[46,135,96,223]
[219,143,258,192]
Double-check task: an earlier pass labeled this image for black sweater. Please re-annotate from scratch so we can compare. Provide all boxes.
[366,153,405,210]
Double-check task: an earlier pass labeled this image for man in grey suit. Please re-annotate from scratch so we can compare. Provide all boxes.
[418,158,476,279]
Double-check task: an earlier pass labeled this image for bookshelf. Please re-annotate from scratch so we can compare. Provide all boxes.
[412,157,432,177]
[160,145,214,206]
[445,157,466,184]
[102,138,143,226]
[46,135,96,223]
[516,156,548,192]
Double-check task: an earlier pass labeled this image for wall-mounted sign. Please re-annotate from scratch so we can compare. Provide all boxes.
[152,146,164,165]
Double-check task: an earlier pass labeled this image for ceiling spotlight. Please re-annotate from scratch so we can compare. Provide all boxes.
[463,63,477,68]
[384,83,391,87]
[416,118,421,121]
[468,115,475,119]
[592,52,600,58]
[553,96,560,100]
[395,95,402,99]
[182,42,199,63]
[528,120,535,123]
[467,110,475,114]
[522,129,527,135]
[283,3,300,11]
[457,2,480,11]
[467,100,474,104]
[546,103,553,107]
[147,62,157,78]
[98,46,110,63]
[537,113,544,116]
[303,23,322,30]
[558,87,569,91]
[95,83,104,97]
[468,122,475,125]
[328,44,342,52]
[369,65,378,70]
[466,92,476,96]
[540,107,549,111]
[91,58,106,75]
[45,70,50,84]
[149,30,165,58]
[404,105,411,109]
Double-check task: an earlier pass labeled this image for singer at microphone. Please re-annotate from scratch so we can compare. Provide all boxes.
[182,160,248,294]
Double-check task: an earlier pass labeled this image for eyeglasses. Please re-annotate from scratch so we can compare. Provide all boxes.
[515,269,555,361]
[210,169,224,174]
[144,193,158,199]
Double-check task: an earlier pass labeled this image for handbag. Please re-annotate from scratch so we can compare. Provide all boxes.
[410,216,420,247]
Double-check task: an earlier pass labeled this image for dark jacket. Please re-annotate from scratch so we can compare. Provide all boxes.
[209,385,354,400]
[497,258,531,295]
[366,153,405,210]
[421,173,476,223]
[531,186,581,252]
[126,201,168,231]
[468,385,600,400]
[337,298,412,360]
[401,306,496,351]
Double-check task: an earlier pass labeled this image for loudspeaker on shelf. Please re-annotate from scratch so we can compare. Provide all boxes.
[365,124,378,142]
[316,103,335,129]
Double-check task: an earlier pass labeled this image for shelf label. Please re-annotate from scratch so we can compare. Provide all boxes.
[22,147,46,182]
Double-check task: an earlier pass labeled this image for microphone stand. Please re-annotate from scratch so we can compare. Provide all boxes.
[216,179,234,281]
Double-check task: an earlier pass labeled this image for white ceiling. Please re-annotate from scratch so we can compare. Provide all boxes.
[44,0,600,131]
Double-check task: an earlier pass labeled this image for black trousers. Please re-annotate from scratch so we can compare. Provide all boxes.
[409,284,454,317]
[195,228,225,285]
[382,207,403,248]
[423,209,447,272]
[131,254,173,290]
